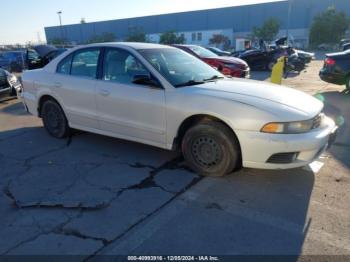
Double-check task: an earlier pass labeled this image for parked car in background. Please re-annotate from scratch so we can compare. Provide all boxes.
[26,45,67,70]
[343,43,350,51]
[0,51,26,72]
[235,48,286,71]
[173,44,250,78]
[294,49,315,64]
[206,47,232,56]
[0,68,22,97]
[319,49,350,89]
[0,45,67,73]
[340,39,350,49]
[21,43,337,177]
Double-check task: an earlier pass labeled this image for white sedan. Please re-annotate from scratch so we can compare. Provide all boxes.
[21,43,337,176]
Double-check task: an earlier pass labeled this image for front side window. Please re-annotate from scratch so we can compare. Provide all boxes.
[71,49,100,78]
[139,48,224,87]
[103,49,149,84]
[57,54,72,75]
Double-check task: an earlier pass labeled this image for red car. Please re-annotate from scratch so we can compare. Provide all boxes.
[172,44,250,78]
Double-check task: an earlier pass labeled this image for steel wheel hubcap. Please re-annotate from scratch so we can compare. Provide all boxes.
[191,136,222,167]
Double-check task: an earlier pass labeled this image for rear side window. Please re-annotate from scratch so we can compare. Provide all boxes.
[71,49,100,78]
[57,54,72,75]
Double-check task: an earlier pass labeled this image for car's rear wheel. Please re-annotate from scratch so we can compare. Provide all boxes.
[41,100,70,138]
[182,121,240,177]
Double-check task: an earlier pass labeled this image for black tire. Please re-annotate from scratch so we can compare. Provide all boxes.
[266,61,275,71]
[41,100,70,138]
[182,121,240,177]
[346,76,350,90]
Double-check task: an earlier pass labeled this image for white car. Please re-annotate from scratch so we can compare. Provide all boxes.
[21,43,337,176]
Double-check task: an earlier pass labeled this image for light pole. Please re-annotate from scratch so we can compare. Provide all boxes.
[57,11,63,43]
[286,0,293,43]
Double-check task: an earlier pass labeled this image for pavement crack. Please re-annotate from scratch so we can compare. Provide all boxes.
[22,144,68,173]
[122,156,185,194]
[55,228,108,246]
[66,130,85,147]
[86,173,204,260]
[1,211,77,255]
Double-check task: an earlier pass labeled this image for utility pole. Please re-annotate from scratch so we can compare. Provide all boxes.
[286,0,293,44]
[57,11,63,43]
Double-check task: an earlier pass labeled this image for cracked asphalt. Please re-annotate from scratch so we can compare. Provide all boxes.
[0,58,350,258]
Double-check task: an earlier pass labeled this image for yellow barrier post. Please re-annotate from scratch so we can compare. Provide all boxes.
[270,56,286,85]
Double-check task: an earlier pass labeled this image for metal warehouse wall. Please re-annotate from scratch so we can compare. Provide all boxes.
[45,0,350,44]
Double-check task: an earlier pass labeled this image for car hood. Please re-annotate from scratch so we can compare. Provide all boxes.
[185,78,323,118]
[326,50,350,58]
[205,56,248,66]
[275,37,287,46]
[33,45,57,57]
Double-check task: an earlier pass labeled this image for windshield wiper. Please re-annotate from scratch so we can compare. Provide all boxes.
[175,80,205,87]
[203,75,225,82]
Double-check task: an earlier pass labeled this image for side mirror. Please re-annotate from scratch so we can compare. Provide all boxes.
[132,74,160,88]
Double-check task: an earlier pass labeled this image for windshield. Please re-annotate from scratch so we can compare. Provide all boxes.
[187,45,218,58]
[139,48,224,87]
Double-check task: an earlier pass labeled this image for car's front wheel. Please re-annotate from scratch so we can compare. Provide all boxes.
[267,61,275,71]
[182,121,240,177]
[41,100,70,138]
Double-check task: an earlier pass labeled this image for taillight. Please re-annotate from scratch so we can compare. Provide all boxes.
[325,58,336,66]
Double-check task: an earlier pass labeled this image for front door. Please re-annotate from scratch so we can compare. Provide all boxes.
[95,48,166,146]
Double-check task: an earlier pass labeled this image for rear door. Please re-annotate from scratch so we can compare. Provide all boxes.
[53,48,101,129]
[95,48,166,146]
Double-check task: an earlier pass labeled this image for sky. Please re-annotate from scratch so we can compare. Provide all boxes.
[0,0,284,45]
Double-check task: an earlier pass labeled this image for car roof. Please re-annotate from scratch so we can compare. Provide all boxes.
[82,42,173,50]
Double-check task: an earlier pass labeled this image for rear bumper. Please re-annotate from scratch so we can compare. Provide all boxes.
[20,91,36,115]
[236,116,337,170]
[319,69,346,85]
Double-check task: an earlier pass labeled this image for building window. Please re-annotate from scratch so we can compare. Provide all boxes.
[192,33,196,41]
[197,32,202,41]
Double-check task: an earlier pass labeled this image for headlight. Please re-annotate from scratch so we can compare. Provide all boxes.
[7,74,19,86]
[261,119,314,134]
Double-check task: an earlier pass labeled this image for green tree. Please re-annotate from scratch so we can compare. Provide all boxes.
[209,34,230,49]
[159,31,185,44]
[87,32,116,43]
[49,38,68,45]
[125,27,146,42]
[252,18,280,41]
[309,6,350,47]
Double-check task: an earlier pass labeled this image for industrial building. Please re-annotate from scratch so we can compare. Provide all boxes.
[45,0,350,49]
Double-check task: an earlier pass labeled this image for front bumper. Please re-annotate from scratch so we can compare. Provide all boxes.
[236,116,337,169]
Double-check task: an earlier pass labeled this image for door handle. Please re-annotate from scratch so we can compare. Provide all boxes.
[53,82,62,88]
[99,89,110,96]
